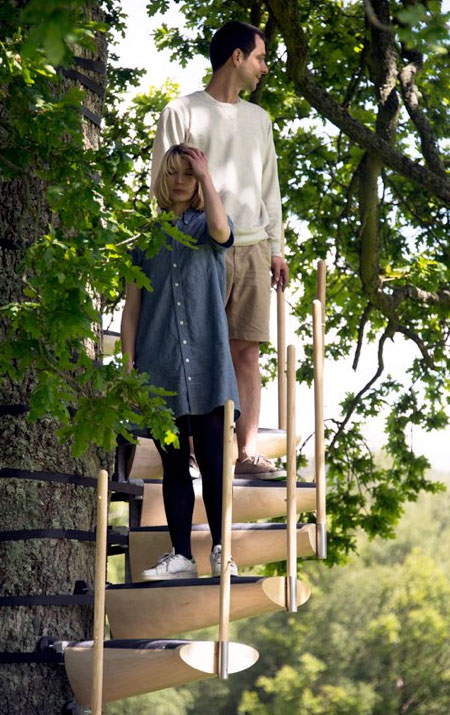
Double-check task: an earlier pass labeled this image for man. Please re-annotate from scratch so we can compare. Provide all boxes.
[151,20,288,478]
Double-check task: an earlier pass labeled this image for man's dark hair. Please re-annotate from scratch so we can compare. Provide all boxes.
[209,21,265,72]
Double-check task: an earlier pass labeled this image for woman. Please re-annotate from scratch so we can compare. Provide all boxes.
[121,144,239,580]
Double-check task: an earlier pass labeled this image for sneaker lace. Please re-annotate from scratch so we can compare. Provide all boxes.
[254,454,272,468]
[156,551,174,566]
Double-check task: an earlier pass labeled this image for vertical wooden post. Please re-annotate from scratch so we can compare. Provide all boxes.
[91,469,108,714]
[277,226,286,429]
[218,400,235,679]
[286,345,297,611]
[313,301,327,559]
[316,259,326,351]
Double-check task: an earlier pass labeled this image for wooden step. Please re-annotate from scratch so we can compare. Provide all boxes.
[129,523,316,581]
[64,639,258,706]
[140,479,316,526]
[106,576,311,639]
[128,428,299,480]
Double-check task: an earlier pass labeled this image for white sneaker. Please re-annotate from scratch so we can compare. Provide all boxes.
[210,545,238,578]
[141,549,198,581]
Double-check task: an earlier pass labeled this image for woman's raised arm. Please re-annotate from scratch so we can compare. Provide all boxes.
[183,146,230,244]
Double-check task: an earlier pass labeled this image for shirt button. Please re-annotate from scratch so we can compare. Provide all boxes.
[175,282,179,287]
[183,340,187,344]
[180,320,184,325]
[185,358,190,363]
[177,301,181,306]
[188,376,192,381]
[173,263,177,268]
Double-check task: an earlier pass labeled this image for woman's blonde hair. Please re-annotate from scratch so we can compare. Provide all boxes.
[153,144,204,211]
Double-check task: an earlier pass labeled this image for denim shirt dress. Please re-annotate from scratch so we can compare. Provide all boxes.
[131,208,240,419]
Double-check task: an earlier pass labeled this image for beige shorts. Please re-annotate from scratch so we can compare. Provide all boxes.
[225,240,271,342]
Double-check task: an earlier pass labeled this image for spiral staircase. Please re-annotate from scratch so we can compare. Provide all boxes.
[1,261,327,713]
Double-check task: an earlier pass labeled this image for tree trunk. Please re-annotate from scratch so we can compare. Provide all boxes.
[0,8,109,714]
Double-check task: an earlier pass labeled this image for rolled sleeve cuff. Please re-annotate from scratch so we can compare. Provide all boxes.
[269,236,282,257]
[211,216,234,250]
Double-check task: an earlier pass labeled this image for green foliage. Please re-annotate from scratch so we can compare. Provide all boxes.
[239,661,378,715]
[0,0,103,84]
[105,688,194,714]
[396,1,450,52]
[0,2,193,454]
[236,546,450,714]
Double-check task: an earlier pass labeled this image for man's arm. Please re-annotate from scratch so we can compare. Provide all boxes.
[151,105,188,194]
[262,119,289,290]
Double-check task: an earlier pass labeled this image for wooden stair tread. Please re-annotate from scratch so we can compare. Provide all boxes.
[65,639,258,705]
[106,576,311,639]
[141,479,316,526]
[127,428,300,480]
[129,523,316,580]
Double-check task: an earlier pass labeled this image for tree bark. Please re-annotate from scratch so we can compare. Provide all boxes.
[0,7,109,714]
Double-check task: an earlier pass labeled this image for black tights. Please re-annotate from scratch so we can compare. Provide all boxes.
[153,408,224,560]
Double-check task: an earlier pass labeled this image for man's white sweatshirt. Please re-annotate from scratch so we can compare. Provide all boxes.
[151,90,282,256]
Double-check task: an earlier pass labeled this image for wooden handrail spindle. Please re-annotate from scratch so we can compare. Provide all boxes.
[313,301,327,559]
[218,400,235,679]
[91,469,108,714]
[277,226,286,429]
[286,345,297,611]
[316,259,326,356]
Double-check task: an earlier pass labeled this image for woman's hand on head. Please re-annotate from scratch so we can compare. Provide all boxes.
[182,146,209,181]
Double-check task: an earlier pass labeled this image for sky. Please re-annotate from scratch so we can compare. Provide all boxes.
[110,1,450,473]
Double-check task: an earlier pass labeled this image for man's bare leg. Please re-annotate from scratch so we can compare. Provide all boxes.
[230,339,260,460]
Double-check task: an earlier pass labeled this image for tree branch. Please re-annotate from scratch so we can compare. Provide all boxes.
[264,0,450,205]
[329,322,394,451]
[396,323,434,367]
[384,175,449,255]
[250,13,277,104]
[370,0,400,140]
[359,1,399,307]
[353,303,373,370]
[392,283,450,308]
[364,0,394,31]
[300,74,450,204]
[399,52,446,175]
[342,46,368,110]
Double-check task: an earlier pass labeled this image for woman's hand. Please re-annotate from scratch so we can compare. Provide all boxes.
[181,146,209,182]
